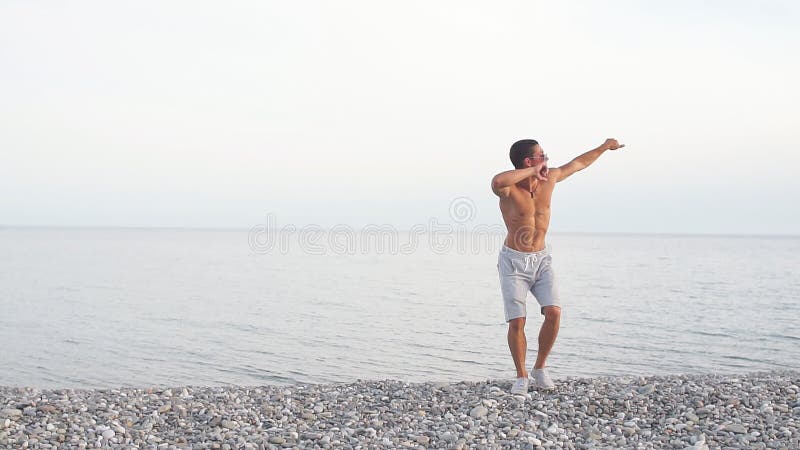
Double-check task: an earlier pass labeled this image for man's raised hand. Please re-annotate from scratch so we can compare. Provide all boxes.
[603,138,625,150]
[533,160,549,181]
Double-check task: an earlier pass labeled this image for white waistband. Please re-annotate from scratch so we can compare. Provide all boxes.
[500,244,549,256]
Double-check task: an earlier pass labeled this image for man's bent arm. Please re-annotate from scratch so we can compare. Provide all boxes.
[491,166,542,196]
[555,138,624,182]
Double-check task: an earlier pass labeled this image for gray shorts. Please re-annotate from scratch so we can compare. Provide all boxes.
[497,245,561,322]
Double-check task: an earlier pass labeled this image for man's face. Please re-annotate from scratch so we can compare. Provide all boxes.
[526,144,548,168]
[526,144,549,179]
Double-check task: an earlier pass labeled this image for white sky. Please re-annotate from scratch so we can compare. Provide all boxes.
[1,1,798,234]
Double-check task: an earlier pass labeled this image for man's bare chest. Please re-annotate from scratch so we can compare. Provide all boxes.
[505,190,551,218]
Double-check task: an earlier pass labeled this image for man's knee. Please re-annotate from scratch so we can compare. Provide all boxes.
[508,317,526,331]
[542,306,561,321]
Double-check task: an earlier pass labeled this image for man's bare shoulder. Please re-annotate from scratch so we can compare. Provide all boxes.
[492,175,516,197]
[546,167,562,180]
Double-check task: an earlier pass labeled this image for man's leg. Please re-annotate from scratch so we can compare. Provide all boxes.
[507,317,528,378]
[533,306,561,369]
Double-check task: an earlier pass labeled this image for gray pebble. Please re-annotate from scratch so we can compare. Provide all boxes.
[0,409,22,418]
[638,384,656,395]
[469,405,488,418]
[724,423,748,434]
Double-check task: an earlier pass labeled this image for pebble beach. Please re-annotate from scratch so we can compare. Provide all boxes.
[1,371,798,449]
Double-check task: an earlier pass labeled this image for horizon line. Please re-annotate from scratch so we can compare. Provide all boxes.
[0,224,797,239]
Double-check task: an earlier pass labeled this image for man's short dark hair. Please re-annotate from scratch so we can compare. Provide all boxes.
[510,139,538,169]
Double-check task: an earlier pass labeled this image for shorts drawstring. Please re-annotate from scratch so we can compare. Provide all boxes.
[524,254,537,272]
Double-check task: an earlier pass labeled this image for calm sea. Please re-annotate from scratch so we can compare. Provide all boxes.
[0,228,797,388]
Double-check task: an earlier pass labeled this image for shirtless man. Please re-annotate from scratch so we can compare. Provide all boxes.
[491,138,625,394]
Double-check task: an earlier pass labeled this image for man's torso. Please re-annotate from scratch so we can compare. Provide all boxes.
[499,177,556,252]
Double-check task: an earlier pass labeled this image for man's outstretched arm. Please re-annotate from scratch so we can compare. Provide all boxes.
[552,138,625,183]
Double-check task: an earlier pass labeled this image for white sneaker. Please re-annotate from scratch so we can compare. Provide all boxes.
[531,368,555,390]
[510,377,529,395]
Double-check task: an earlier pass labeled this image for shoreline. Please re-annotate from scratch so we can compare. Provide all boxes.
[2,371,798,449]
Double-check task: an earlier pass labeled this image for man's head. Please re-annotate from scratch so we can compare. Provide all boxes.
[509,139,546,169]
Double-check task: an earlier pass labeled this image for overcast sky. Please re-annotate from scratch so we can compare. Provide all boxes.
[1,1,798,235]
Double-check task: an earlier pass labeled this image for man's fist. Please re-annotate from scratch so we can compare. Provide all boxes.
[603,138,625,150]
[533,160,549,181]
